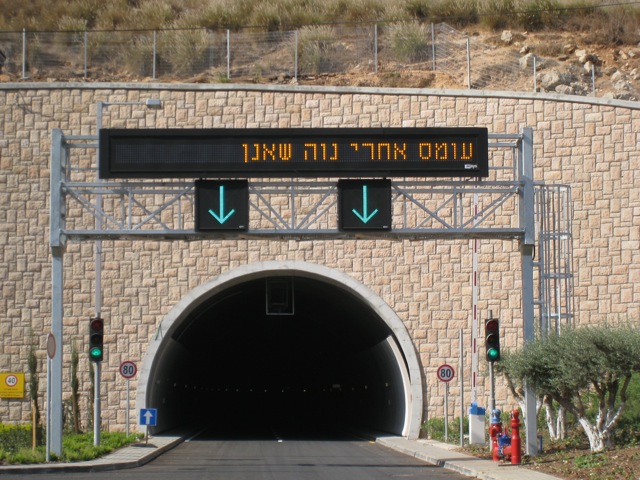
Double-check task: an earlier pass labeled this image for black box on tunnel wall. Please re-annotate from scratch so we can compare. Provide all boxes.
[266,278,295,315]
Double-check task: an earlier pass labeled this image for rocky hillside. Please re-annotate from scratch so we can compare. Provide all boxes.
[294,29,640,101]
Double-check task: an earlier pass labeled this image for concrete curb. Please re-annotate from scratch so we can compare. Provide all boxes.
[376,436,563,480]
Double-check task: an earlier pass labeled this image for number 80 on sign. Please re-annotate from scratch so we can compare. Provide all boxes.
[119,361,137,379]
[436,364,455,383]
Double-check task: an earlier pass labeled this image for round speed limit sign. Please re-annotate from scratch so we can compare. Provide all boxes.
[119,361,137,379]
[436,364,455,383]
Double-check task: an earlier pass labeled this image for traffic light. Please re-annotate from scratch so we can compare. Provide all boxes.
[89,317,104,362]
[485,318,500,362]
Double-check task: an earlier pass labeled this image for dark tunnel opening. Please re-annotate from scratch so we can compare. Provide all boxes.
[147,275,410,439]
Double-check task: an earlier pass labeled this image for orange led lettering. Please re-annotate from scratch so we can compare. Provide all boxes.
[279,143,292,161]
[263,144,276,161]
[435,143,448,160]
[378,143,391,160]
[461,142,473,160]
[419,143,432,160]
[393,143,407,160]
[304,143,317,161]
[243,143,249,163]
[362,143,375,159]
[330,143,338,161]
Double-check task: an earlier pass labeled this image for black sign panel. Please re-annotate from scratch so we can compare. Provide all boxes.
[195,180,249,231]
[338,179,392,231]
[99,128,489,178]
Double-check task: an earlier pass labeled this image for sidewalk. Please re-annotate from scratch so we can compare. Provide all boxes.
[377,436,562,480]
[0,433,561,479]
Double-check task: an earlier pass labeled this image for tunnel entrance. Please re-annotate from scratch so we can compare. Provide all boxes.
[138,262,423,439]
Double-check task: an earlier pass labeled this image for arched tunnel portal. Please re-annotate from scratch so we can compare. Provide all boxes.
[137,262,423,439]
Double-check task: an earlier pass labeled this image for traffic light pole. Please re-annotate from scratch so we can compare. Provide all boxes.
[94,362,101,446]
[488,311,496,414]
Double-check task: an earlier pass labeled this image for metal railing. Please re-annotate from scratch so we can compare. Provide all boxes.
[0,23,589,94]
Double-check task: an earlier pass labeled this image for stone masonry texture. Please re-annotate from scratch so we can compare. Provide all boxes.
[0,83,639,432]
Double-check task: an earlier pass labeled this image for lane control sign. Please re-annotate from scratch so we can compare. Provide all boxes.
[195,180,249,231]
[338,179,392,231]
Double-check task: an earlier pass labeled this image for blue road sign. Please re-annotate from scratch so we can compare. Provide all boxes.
[140,408,157,426]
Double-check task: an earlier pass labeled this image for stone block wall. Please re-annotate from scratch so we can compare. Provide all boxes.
[0,83,639,432]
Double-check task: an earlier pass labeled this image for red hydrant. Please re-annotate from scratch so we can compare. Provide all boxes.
[492,409,522,464]
[489,409,502,462]
[498,409,522,464]
[509,409,522,465]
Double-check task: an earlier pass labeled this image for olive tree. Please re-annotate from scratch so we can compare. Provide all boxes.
[496,325,640,452]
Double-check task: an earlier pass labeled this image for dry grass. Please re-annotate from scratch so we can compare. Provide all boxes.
[0,0,638,47]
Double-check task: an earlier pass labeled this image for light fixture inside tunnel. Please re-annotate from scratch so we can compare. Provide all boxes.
[266,278,294,315]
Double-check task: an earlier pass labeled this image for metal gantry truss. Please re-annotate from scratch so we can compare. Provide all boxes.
[52,132,532,242]
[49,127,574,456]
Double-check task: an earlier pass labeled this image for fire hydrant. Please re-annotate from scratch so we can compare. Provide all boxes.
[489,409,502,462]
[509,409,522,465]
[494,409,522,465]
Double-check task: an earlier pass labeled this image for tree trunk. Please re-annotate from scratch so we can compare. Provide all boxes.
[556,405,566,440]
[578,416,605,452]
[544,400,557,439]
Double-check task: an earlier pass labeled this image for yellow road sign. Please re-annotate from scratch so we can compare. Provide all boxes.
[0,373,25,399]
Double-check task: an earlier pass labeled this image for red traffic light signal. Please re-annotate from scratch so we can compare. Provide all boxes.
[89,317,104,362]
[485,319,500,362]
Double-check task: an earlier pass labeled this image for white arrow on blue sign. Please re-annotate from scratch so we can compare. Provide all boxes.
[139,408,157,426]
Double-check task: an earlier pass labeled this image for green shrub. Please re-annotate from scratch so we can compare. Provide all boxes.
[402,0,431,21]
[159,28,210,75]
[614,373,640,445]
[429,0,479,27]
[386,21,431,63]
[422,416,469,444]
[321,0,388,24]
[515,0,564,30]
[0,424,32,454]
[296,26,339,75]
[6,448,46,465]
[0,426,141,465]
[478,0,516,30]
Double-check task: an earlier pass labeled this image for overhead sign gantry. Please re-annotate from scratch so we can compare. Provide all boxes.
[99,127,489,178]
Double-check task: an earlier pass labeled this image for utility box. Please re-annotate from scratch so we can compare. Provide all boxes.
[469,402,486,445]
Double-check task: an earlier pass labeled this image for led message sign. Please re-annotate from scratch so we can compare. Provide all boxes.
[99,127,489,178]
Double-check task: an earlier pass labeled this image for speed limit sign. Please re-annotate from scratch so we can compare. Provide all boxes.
[119,361,137,379]
[436,364,455,383]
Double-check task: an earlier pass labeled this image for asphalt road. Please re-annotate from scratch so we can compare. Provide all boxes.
[1,427,472,480]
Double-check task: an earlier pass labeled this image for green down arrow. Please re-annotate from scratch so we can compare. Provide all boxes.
[208,185,236,224]
[352,185,378,224]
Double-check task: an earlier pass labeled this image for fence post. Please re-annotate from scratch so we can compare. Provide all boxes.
[431,23,436,71]
[294,30,299,81]
[226,29,230,80]
[22,28,27,79]
[591,63,595,96]
[84,31,88,79]
[153,31,157,79]
[374,24,378,74]
[466,37,471,89]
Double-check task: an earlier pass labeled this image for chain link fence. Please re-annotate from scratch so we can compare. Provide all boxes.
[0,23,594,94]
